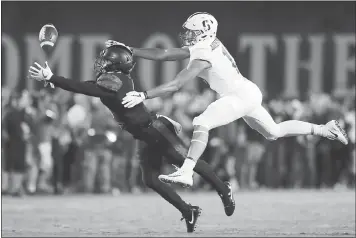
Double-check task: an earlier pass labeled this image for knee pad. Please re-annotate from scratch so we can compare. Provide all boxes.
[265,135,278,141]
[190,125,209,145]
[192,116,211,130]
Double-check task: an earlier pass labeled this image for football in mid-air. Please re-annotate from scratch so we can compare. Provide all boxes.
[39,23,58,49]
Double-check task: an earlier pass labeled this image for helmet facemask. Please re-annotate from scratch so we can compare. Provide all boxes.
[94,55,113,78]
[179,27,202,47]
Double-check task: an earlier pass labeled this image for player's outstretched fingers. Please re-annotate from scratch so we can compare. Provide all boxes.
[29,65,40,72]
[34,62,44,69]
[105,40,113,47]
[125,101,136,108]
[29,71,37,76]
[126,91,138,96]
[28,73,37,79]
[122,96,130,105]
[122,101,131,108]
[29,67,40,74]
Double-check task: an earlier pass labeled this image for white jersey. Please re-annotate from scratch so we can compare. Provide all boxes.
[187,38,247,96]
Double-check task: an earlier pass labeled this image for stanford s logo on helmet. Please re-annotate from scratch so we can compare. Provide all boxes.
[179,12,218,47]
[94,44,135,78]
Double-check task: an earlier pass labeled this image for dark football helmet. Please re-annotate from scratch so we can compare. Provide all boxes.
[94,44,135,78]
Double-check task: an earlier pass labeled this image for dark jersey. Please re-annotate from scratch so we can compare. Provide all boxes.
[49,73,154,137]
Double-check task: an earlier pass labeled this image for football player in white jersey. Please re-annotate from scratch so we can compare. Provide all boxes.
[109,12,349,188]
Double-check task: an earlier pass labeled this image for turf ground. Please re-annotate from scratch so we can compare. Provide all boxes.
[1,189,355,237]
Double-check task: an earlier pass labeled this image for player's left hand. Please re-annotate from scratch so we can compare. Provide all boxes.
[122,91,147,108]
[28,61,54,88]
[105,40,133,54]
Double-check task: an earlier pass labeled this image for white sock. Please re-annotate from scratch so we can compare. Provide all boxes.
[278,120,315,137]
[312,124,325,137]
[180,159,196,173]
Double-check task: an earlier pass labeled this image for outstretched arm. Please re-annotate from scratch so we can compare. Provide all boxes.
[105,40,190,61]
[122,59,211,108]
[49,76,114,98]
[29,62,115,98]
[131,47,190,61]
[145,60,210,99]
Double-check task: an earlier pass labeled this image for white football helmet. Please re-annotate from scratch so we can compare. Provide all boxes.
[179,12,218,46]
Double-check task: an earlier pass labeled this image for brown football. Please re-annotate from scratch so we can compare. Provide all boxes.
[39,23,58,48]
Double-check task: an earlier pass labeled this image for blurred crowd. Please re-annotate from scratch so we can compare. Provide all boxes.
[1,83,355,197]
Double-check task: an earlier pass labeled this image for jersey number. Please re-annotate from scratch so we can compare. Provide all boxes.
[222,45,240,74]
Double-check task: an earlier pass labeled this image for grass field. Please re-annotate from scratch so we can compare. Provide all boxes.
[1,189,355,237]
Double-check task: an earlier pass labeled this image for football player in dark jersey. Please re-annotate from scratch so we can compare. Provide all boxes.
[28,44,235,233]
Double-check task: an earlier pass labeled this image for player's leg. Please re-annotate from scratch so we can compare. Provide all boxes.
[151,116,235,216]
[184,83,263,166]
[139,143,201,233]
[243,105,348,144]
[169,151,236,216]
[162,92,262,187]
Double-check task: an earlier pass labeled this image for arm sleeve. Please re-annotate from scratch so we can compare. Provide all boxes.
[49,76,115,98]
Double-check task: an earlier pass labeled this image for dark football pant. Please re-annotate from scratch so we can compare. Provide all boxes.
[139,116,229,216]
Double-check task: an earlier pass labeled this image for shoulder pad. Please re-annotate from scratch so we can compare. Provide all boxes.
[189,40,213,51]
[188,44,213,67]
[96,73,123,92]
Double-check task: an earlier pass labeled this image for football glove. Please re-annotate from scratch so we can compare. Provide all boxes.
[105,40,132,52]
[28,61,54,88]
[122,91,147,108]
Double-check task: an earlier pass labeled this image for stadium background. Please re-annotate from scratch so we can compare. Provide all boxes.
[1,1,355,196]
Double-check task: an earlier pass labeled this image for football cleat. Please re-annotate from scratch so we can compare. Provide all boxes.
[324,120,349,145]
[218,182,236,216]
[158,167,193,188]
[181,205,202,233]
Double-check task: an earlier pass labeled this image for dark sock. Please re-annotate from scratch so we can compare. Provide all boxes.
[151,179,191,215]
[143,170,191,215]
[194,160,229,195]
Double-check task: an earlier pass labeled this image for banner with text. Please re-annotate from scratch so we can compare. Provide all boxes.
[2,2,355,98]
